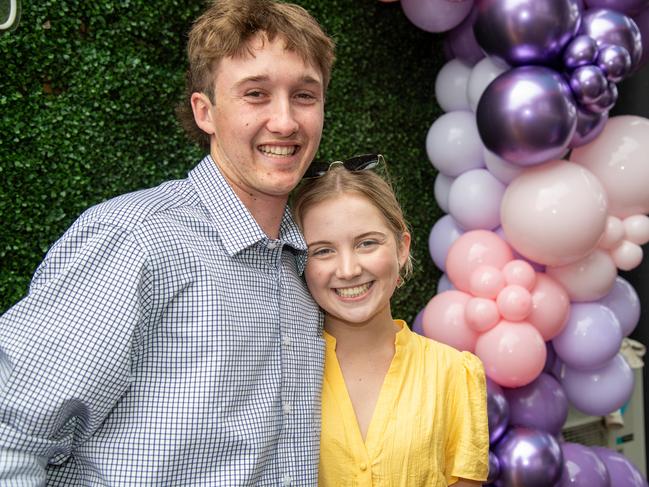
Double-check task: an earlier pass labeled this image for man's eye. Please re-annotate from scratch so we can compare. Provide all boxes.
[296,92,317,102]
[245,90,264,98]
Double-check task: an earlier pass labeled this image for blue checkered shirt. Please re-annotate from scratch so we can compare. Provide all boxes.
[0,155,324,486]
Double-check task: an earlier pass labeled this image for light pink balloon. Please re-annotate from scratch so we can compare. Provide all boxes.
[400,0,474,33]
[496,285,532,322]
[546,250,617,302]
[446,230,514,293]
[624,214,649,244]
[469,265,505,298]
[610,240,643,271]
[475,321,547,388]
[528,274,570,341]
[599,216,625,250]
[502,260,536,290]
[465,297,500,332]
[501,160,609,266]
[570,115,649,218]
[422,290,478,352]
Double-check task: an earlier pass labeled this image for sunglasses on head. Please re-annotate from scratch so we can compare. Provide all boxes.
[302,154,385,179]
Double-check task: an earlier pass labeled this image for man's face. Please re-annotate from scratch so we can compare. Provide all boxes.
[199,34,325,206]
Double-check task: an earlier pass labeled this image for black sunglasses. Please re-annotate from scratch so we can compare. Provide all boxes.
[302,154,385,179]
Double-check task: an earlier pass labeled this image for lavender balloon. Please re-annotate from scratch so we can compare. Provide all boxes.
[446,8,485,65]
[580,8,643,68]
[487,378,509,444]
[592,447,649,487]
[474,0,581,66]
[563,35,600,69]
[494,427,563,487]
[400,0,474,33]
[412,308,425,335]
[598,276,641,336]
[570,107,609,147]
[503,373,568,436]
[558,442,611,487]
[569,65,608,104]
[428,214,463,271]
[476,66,577,166]
[597,44,633,81]
[585,0,649,16]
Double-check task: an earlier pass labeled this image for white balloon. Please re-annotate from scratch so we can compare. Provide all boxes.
[426,110,484,177]
[483,148,524,184]
[435,58,472,112]
[434,173,454,212]
[624,214,649,245]
[546,250,617,302]
[467,56,508,112]
[448,168,506,230]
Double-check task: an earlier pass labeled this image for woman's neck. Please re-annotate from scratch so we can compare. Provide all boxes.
[324,310,399,355]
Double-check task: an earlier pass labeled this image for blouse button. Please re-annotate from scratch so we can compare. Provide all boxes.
[359,463,367,471]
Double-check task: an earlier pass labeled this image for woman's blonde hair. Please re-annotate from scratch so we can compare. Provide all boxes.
[292,165,413,282]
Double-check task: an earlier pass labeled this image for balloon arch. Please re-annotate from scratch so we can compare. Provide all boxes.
[385,0,649,485]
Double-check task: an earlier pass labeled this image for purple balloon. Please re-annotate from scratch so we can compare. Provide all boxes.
[563,35,600,69]
[543,341,557,375]
[487,378,510,444]
[476,66,578,166]
[447,168,506,230]
[412,308,425,335]
[488,451,501,484]
[598,276,641,336]
[428,214,463,271]
[584,80,618,113]
[503,373,568,436]
[580,8,643,68]
[592,447,649,487]
[569,107,609,147]
[558,443,611,487]
[474,0,581,66]
[552,302,623,371]
[569,65,609,104]
[446,8,485,65]
[597,44,633,81]
[494,427,563,487]
[437,272,455,293]
[633,7,649,67]
[400,0,474,33]
[585,0,649,16]
[560,353,635,416]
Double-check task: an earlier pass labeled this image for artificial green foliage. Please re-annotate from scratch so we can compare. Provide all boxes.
[0,0,445,322]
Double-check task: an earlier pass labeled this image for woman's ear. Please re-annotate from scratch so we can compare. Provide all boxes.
[398,232,411,268]
[190,92,216,135]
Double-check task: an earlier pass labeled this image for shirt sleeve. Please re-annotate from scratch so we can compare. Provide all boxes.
[445,351,489,485]
[0,220,151,475]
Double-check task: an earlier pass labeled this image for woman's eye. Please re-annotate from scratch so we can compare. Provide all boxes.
[311,248,332,257]
[358,239,379,249]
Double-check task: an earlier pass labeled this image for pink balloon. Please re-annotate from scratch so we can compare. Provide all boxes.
[501,160,609,266]
[496,285,532,321]
[446,230,514,293]
[465,297,500,332]
[475,321,547,388]
[422,290,478,351]
[610,240,644,270]
[546,249,618,301]
[502,260,536,290]
[570,115,649,218]
[528,274,570,341]
[469,265,505,298]
[599,216,625,249]
[624,214,649,244]
[400,0,474,33]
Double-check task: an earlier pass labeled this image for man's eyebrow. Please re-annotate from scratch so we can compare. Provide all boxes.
[234,74,323,88]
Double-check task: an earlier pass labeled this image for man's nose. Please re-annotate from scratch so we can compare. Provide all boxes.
[267,97,299,136]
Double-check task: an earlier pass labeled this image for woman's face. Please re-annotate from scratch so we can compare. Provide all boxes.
[301,192,410,327]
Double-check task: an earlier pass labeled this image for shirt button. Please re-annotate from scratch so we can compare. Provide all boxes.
[282,474,293,485]
[282,336,292,347]
[360,463,367,471]
[283,402,292,415]
[267,240,278,250]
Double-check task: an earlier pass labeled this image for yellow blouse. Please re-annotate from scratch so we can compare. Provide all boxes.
[319,320,489,486]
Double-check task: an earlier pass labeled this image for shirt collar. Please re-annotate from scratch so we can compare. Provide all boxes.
[189,155,308,273]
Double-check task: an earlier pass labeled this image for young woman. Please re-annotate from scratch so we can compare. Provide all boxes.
[293,155,489,486]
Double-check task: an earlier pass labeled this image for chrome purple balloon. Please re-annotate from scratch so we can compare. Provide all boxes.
[558,443,611,487]
[584,80,618,113]
[494,427,563,487]
[563,34,600,68]
[446,8,485,65]
[503,373,568,436]
[474,0,581,66]
[476,66,577,166]
[580,8,643,67]
[597,44,633,81]
[487,378,509,444]
[570,107,608,147]
[592,447,649,487]
[633,7,649,67]
[569,65,608,104]
[585,0,649,16]
[488,451,501,484]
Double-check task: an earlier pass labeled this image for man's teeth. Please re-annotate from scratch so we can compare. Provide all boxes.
[259,145,297,156]
[335,283,371,298]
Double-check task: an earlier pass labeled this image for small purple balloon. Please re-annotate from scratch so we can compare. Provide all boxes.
[488,451,501,484]
[487,378,510,445]
[494,427,563,487]
[585,0,649,16]
[400,0,474,33]
[560,353,635,416]
[580,8,643,68]
[437,272,455,293]
[476,66,577,166]
[597,44,633,81]
[428,214,463,271]
[446,8,485,65]
[569,107,609,148]
[503,373,568,436]
[552,302,623,371]
[558,442,611,487]
[569,65,609,104]
[563,34,600,69]
[592,447,649,487]
[474,0,581,66]
[584,80,618,112]
[598,276,641,336]
[412,308,425,335]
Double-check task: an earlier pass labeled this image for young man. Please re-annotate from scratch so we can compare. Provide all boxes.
[0,1,335,484]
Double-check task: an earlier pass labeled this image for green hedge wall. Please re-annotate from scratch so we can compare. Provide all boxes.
[0,0,445,322]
